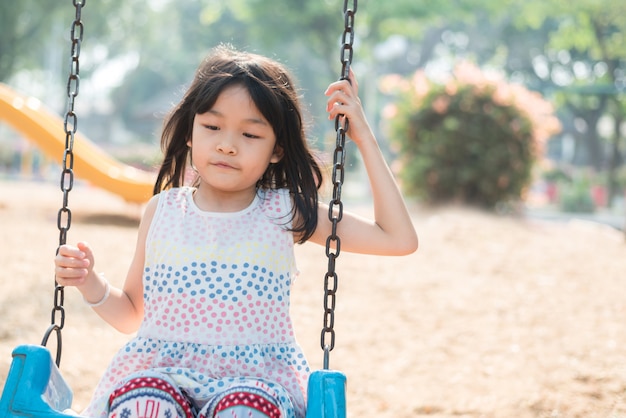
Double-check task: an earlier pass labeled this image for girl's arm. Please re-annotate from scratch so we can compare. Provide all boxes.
[54,195,159,333]
[306,71,418,256]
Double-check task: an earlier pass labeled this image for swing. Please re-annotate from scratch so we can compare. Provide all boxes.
[0,1,357,417]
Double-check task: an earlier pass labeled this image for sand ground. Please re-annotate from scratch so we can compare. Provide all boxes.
[1,179,625,417]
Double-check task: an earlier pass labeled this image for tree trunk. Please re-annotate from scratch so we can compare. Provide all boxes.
[607,112,624,207]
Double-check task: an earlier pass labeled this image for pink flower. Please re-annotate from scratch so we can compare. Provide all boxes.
[411,70,430,99]
[382,103,398,119]
[378,73,410,94]
[432,95,450,114]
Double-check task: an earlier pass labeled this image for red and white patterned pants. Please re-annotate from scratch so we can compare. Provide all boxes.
[108,375,282,418]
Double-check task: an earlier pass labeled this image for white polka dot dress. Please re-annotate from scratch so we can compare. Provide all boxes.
[82,187,310,417]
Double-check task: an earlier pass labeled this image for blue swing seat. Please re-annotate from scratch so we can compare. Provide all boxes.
[0,344,75,418]
[305,369,346,418]
[1,344,346,418]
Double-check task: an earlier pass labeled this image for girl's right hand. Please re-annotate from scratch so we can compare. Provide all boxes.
[54,242,95,287]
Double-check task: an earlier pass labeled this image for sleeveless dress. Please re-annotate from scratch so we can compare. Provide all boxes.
[82,187,310,417]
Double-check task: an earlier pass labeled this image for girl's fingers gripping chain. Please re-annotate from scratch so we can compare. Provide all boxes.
[54,243,91,284]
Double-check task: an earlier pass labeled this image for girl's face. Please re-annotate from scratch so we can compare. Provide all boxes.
[188,84,283,206]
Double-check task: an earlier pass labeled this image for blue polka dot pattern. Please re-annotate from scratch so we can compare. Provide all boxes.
[83,188,309,418]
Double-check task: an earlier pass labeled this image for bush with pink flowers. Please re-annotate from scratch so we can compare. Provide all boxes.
[384,62,561,208]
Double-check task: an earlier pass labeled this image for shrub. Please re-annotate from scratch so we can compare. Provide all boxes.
[559,174,595,213]
[383,62,561,208]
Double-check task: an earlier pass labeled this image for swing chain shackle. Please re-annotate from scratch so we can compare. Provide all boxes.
[320,0,357,370]
[42,0,87,368]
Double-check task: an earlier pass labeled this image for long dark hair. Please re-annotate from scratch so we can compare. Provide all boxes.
[153,45,322,242]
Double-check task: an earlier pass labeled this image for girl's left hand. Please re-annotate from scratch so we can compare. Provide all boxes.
[324,69,373,145]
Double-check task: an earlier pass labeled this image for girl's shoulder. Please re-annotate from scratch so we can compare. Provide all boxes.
[257,187,293,220]
[147,187,194,217]
[155,186,193,203]
[258,187,290,199]
[160,186,193,196]
[258,187,291,206]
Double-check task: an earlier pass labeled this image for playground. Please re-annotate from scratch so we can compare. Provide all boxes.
[1,179,625,417]
[2,1,626,416]
[0,83,154,204]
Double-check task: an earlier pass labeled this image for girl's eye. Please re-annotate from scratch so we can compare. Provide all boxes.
[243,133,261,139]
[203,125,219,131]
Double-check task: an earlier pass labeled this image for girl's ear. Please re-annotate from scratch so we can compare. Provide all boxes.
[270,145,284,163]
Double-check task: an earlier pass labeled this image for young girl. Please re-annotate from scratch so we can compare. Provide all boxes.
[55,45,418,418]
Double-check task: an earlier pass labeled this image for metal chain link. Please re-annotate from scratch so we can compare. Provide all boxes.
[41,0,86,368]
[320,0,357,370]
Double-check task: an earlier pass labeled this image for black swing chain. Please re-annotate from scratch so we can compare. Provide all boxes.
[320,0,357,370]
[41,0,86,368]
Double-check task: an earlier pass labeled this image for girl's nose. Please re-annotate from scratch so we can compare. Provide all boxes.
[216,136,237,155]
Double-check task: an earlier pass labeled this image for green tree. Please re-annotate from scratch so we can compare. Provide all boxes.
[511,0,626,203]
[0,1,66,82]
[0,1,158,83]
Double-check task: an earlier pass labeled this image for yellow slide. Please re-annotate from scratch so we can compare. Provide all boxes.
[0,83,154,204]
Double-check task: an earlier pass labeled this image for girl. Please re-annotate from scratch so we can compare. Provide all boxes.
[55,45,418,418]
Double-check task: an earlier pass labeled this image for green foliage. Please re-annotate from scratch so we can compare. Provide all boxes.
[558,174,595,213]
[615,166,626,189]
[0,1,67,82]
[513,0,626,59]
[3,0,622,183]
[387,62,560,208]
[542,166,571,183]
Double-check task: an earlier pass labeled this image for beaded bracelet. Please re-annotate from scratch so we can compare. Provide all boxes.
[84,277,110,308]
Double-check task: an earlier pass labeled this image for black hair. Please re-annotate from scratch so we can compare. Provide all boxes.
[153,45,322,243]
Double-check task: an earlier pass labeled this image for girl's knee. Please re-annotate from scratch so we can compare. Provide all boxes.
[203,390,281,418]
[108,376,194,418]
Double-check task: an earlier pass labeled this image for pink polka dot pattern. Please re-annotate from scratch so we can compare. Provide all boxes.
[83,188,309,418]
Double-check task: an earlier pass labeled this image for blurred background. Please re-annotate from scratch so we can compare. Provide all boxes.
[2,3,626,416]
[0,0,625,224]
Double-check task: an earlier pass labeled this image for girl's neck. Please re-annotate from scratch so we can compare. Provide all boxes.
[192,185,258,213]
